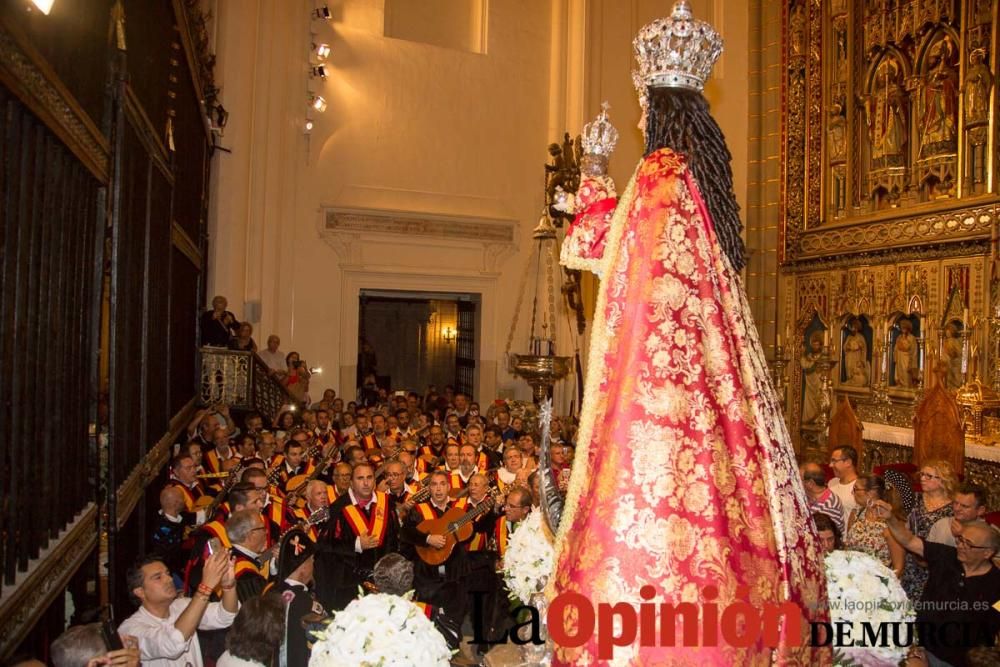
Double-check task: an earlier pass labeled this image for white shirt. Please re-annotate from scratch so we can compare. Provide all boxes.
[828,477,858,515]
[119,597,238,667]
[258,349,286,373]
[217,652,265,667]
[927,516,957,547]
[497,468,517,485]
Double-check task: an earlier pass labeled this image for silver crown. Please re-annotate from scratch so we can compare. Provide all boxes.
[632,1,723,94]
[581,102,618,157]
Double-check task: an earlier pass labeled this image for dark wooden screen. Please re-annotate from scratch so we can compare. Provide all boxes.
[0,85,103,587]
[0,0,212,652]
[455,300,476,397]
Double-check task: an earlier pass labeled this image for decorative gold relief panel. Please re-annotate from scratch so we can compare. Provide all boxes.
[784,0,999,262]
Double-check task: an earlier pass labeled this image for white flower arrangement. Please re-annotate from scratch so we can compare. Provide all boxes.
[503,510,555,603]
[824,550,915,667]
[308,592,452,667]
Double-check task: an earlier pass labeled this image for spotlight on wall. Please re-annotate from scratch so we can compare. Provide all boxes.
[310,95,328,112]
[313,42,331,61]
[29,0,54,14]
[313,5,331,20]
[310,65,328,79]
[304,118,315,134]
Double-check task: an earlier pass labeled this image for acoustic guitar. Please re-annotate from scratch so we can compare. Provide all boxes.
[415,491,496,566]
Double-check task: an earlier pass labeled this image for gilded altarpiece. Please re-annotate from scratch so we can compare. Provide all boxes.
[781,1,1000,496]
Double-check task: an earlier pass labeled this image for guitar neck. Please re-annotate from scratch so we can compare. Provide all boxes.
[448,499,493,533]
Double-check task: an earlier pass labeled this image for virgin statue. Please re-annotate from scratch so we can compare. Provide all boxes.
[800,331,825,423]
[842,318,870,387]
[549,3,829,664]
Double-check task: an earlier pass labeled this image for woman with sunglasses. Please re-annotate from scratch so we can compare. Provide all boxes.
[901,459,957,601]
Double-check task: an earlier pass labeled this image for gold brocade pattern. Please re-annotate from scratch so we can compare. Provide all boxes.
[552,149,830,665]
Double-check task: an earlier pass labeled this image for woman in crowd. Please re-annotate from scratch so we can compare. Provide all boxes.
[900,459,956,600]
[228,322,257,353]
[845,473,906,577]
[217,593,284,666]
[282,352,311,405]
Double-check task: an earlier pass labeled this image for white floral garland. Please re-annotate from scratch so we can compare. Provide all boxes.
[308,593,451,667]
[503,510,555,603]
[824,550,915,667]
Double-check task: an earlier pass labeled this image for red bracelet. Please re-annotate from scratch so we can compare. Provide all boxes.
[197,583,214,597]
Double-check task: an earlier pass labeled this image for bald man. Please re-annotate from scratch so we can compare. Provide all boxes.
[150,486,190,578]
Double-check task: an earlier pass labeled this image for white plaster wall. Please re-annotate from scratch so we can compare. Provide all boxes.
[206,0,750,408]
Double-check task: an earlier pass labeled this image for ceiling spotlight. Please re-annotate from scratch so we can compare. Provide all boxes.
[29,0,54,14]
[313,5,331,20]
[304,119,314,133]
[313,42,331,60]
[310,65,328,79]
[310,95,328,112]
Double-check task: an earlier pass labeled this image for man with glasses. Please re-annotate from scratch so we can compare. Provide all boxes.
[877,500,1000,666]
[828,445,859,515]
[225,509,270,601]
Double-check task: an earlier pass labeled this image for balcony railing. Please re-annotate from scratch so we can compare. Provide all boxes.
[198,348,292,421]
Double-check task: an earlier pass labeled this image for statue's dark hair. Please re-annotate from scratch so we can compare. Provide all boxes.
[644,87,746,271]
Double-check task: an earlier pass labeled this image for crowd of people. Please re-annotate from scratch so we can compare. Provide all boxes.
[804,446,1000,667]
[138,369,569,666]
[28,296,999,666]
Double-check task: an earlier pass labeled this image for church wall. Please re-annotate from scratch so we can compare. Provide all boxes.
[207,0,557,404]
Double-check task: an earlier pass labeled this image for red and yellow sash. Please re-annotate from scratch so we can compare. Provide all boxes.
[342,492,390,545]
[203,449,224,474]
[173,482,203,512]
[495,518,510,557]
[361,434,378,451]
[477,451,488,472]
[448,471,466,491]
[202,520,231,548]
[414,600,433,618]
[415,497,468,522]
[234,554,268,579]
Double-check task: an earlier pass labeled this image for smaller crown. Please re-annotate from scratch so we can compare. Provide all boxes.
[581,102,619,157]
[632,1,723,94]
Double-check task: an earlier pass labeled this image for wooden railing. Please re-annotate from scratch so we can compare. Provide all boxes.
[198,348,293,421]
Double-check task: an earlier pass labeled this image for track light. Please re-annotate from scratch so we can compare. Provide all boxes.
[313,5,331,20]
[310,95,327,112]
[313,42,331,61]
[29,0,54,14]
[310,65,328,79]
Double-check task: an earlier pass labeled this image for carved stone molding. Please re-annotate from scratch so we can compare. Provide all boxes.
[320,207,518,274]
[0,18,110,183]
[0,504,98,657]
[794,202,998,258]
[783,239,990,273]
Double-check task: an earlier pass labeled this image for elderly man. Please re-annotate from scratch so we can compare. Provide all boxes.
[226,509,270,601]
[928,482,989,547]
[801,462,845,535]
[119,550,238,666]
[203,427,236,475]
[50,624,139,667]
[828,445,859,515]
[317,463,399,611]
[878,502,1000,667]
[258,334,286,374]
[496,447,523,496]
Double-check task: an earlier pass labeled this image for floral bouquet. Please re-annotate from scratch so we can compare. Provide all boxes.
[503,510,555,603]
[308,592,452,667]
[824,550,914,667]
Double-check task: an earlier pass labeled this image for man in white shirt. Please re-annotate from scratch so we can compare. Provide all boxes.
[119,550,239,666]
[258,335,286,374]
[827,445,859,515]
